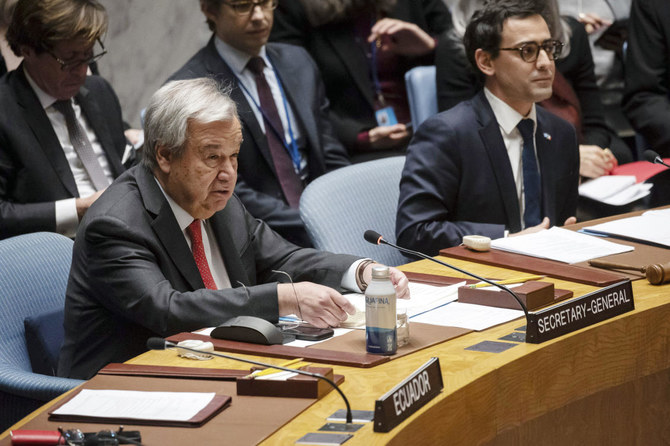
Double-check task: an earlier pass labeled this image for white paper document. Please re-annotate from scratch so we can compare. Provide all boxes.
[410,302,524,331]
[581,208,670,248]
[490,226,634,264]
[341,281,464,328]
[578,175,652,205]
[51,389,215,421]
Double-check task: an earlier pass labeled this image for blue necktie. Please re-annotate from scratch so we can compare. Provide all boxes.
[517,119,541,228]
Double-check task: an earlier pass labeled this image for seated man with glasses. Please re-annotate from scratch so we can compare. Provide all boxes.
[396,0,579,255]
[0,0,130,240]
[166,0,350,248]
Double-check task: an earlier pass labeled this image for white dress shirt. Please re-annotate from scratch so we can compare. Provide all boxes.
[155,177,364,293]
[484,87,539,229]
[24,68,114,237]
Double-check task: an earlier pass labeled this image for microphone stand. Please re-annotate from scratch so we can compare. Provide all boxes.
[147,338,353,424]
[364,231,530,321]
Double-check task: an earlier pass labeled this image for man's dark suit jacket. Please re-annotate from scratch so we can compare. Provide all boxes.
[396,91,580,255]
[436,17,632,164]
[58,165,360,379]
[0,65,127,239]
[623,0,670,156]
[270,0,452,155]
[167,38,350,247]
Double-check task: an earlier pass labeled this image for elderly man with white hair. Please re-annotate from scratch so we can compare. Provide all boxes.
[59,77,409,380]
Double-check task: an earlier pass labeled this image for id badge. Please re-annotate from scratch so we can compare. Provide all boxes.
[375,106,398,126]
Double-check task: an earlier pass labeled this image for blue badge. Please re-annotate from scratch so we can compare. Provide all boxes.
[375,106,398,126]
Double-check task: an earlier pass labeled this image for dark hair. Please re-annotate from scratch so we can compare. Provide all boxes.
[463,0,547,73]
[6,0,107,57]
[200,0,222,32]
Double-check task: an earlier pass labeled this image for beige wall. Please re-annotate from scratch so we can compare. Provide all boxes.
[97,0,211,128]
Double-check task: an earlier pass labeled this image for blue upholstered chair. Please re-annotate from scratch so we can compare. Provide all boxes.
[405,65,438,129]
[299,156,408,267]
[0,232,84,431]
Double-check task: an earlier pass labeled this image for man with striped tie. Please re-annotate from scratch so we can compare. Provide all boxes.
[0,0,130,239]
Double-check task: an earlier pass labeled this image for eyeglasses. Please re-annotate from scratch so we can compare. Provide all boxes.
[222,0,278,15]
[48,39,107,71]
[499,39,564,63]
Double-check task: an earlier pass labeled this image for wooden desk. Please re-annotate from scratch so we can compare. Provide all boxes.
[2,258,669,445]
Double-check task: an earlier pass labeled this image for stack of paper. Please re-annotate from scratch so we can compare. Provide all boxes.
[51,389,217,422]
[491,226,634,263]
[342,281,463,328]
[578,175,652,205]
[581,208,670,248]
[343,281,524,332]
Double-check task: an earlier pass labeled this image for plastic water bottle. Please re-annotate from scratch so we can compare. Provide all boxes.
[365,266,397,355]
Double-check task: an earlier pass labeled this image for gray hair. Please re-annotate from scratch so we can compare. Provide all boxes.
[142,77,238,170]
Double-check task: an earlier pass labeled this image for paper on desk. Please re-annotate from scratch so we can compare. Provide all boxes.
[410,302,524,331]
[578,175,652,205]
[51,389,215,422]
[286,282,462,347]
[255,370,299,380]
[341,281,463,327]
[198,282,462,348]
[581,208,670,248]
[491,226,634,263]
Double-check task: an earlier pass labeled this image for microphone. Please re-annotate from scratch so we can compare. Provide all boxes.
[363,230,530,320]
[643,150,670,169]
[147,337,353,424]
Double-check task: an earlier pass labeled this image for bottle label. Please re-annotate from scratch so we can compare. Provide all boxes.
[366,327,397,355]
[366,292,397,355]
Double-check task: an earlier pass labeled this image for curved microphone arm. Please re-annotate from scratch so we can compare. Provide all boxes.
[147,338,353,424]
[363,230,530,320]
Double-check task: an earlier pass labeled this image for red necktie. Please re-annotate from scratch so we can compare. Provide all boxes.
[186,220,217,290]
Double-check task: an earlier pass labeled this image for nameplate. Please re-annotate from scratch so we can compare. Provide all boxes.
[526,280,634,344]
[373,357,443,433]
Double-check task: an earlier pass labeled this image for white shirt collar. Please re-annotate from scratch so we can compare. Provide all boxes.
[484,87,537,135]
[23,66,59,110]
[153,177,195,231]
[213,36,270,76]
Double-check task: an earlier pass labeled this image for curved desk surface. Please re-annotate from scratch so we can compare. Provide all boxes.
[2,257,669,445]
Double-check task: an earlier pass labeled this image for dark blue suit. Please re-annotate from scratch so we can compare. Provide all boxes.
[396,91,579,255]
[167,38,350,247]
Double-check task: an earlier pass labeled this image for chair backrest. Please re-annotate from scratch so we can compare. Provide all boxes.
[299,157,408,266]
[0,232,83,430]
[0,232,73,372]
[405,65,438,129]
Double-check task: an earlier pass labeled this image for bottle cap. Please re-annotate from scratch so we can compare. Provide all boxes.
[371,266,390,279]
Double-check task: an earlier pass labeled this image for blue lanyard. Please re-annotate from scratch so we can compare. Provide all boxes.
[234,59,301,170]
[369,18,385,106]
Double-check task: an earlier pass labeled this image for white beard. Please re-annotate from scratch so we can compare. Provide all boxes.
[298,0,398,27]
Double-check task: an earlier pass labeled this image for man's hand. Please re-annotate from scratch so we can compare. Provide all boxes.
[124,128,143,146]
[580,145,617,178]
[368,18,435,56]
[369,124,411,150]
[277,282,355,328]
[75,190,105,220]
[362,263,410,300]
[563,216,577,226]
[510,217,550,237]
[578,12,611,34]
[510,216,577,237]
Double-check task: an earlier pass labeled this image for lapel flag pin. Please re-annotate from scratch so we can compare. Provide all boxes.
[543,132,552,141]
